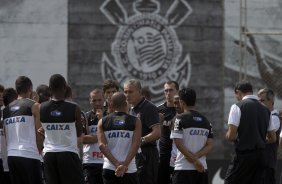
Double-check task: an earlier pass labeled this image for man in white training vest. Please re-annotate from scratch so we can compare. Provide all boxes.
[40,74,83,184]
[97,92,141,184]
[3,76,43,184]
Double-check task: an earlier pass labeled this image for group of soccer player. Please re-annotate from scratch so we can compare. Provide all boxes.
[0,75,281,184]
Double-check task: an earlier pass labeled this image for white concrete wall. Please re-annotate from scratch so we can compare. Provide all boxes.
[0,0,67,89]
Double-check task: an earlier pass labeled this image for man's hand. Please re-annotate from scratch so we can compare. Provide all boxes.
[96,109,103,120]
[37,127,45,137]
[193,160,205,173]
[115,164,128,177]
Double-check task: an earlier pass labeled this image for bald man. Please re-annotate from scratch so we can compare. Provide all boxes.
[97,92,141,184]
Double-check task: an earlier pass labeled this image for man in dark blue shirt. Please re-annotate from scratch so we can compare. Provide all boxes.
[124,79,160,184]
[157,81,178,184]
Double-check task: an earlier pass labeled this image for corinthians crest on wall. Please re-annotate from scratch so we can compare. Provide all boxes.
[100,0,193,102]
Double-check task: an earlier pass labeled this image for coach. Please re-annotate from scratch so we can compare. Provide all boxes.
[224,81,276,184]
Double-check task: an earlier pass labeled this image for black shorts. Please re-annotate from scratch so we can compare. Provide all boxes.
[8,156,42,184]
[4,171,11,184]
[264,167,275,184]
[0,159,4,183]
[102,169,139,184]
[172,170,208,184]
[138,146,159,184]
[44,152,83,184]
[224,149,266,184]
[83,163,103,184]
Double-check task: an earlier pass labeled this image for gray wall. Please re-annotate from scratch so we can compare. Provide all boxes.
[0,0,68,88]
[68,0,224,158]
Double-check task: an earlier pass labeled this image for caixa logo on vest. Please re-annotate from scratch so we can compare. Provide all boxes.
[100,0,192,102]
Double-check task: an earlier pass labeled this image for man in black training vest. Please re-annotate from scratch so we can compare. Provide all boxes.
[97,92,141,184]
[224,81,276,184]
[40,74,84,184]
[157,81,179,184]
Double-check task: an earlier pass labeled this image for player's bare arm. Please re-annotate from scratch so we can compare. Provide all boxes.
[32,102,44,152]
[195,138,213,158]
[226,124,238,141]
[97,119,119,168]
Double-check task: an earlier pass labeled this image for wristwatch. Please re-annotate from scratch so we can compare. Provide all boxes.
[141,137,146,145]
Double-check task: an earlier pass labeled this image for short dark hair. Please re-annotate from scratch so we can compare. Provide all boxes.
[3,88,17,106]
[165,81,179,90]
[103,79,119,94]
[15,76,33,94]
[89,88,103,98]
[49,74,67,93]
[65,85,72,99]
[0,84,4,93]
[36,84,51,103]
[234,81,253,93]
[179,88,196,106]
[111,92,127,109]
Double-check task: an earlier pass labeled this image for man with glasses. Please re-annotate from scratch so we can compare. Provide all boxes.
[258,88,281,184]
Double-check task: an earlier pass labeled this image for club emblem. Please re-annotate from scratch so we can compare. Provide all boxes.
[100,0,193,102]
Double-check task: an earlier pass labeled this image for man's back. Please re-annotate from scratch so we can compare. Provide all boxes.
[173,110,213,170]
[3,98,40,160]
[225,82,276,184]
[235,98,270,151]
[102,111,137,173]
[40,100,78,153]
